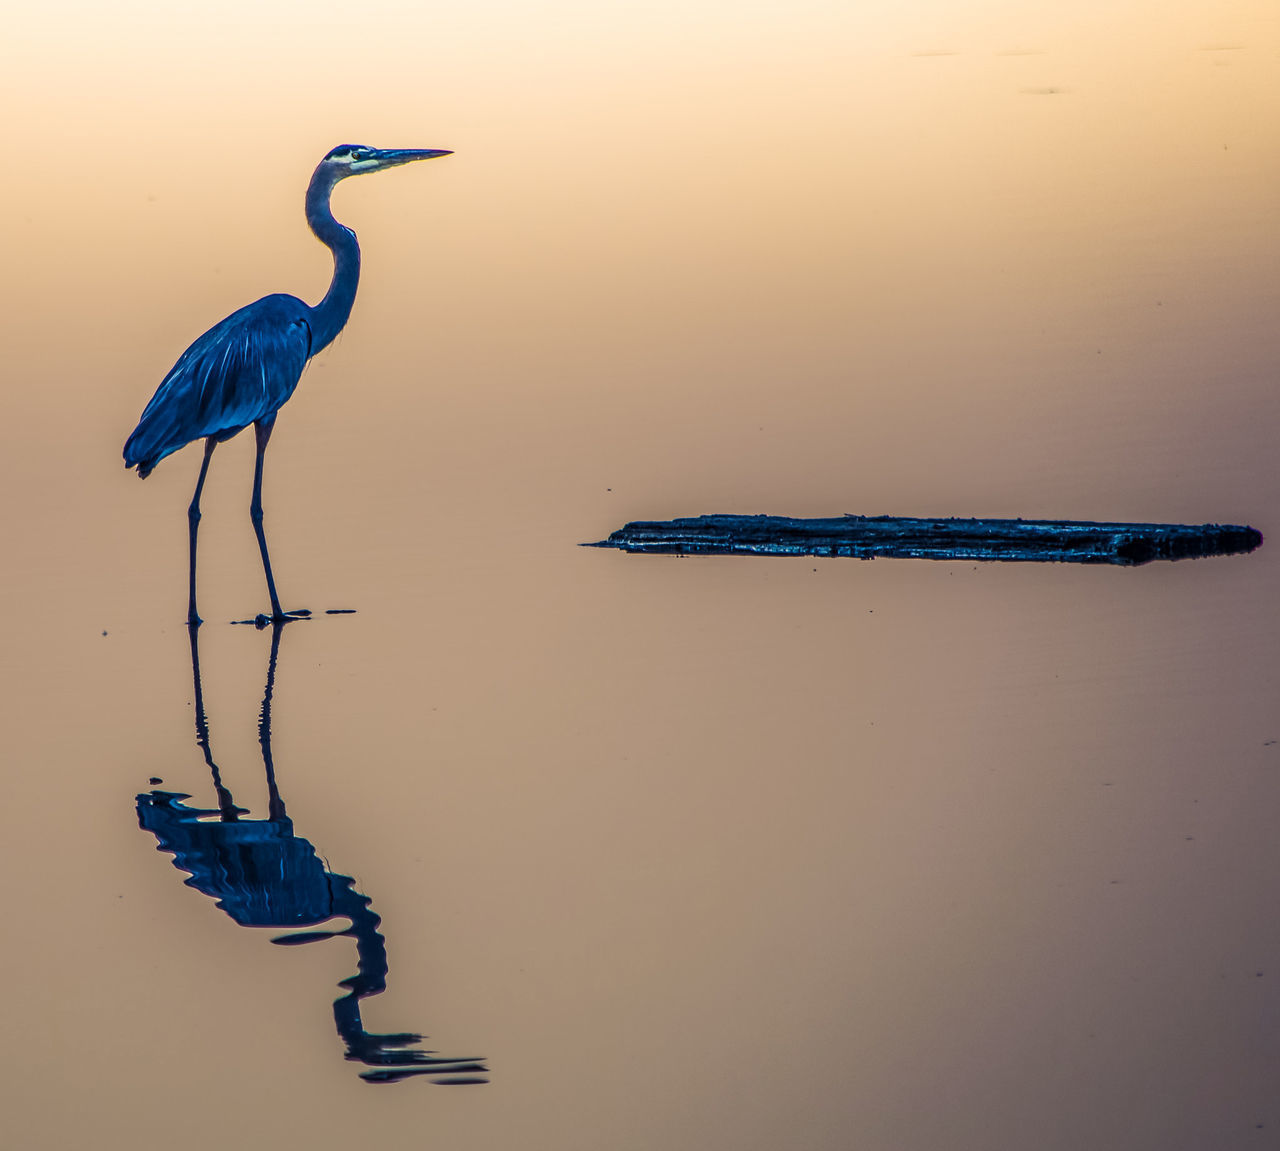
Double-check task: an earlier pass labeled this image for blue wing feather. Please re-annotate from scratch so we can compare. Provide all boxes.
[124,294,313,477]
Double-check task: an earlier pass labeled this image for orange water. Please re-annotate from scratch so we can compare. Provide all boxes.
[4,3,1279,1148]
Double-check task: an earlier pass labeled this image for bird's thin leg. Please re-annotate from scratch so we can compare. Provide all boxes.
[187,437,217,626]
[250,418,286,621]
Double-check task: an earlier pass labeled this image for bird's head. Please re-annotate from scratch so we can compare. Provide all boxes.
[319,144,452,181]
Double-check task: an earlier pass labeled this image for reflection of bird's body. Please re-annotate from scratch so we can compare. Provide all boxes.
[124,144,451,625]
[136,620,488,1084]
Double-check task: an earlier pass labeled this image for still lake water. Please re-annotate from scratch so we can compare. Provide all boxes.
[4,3,1280,1148]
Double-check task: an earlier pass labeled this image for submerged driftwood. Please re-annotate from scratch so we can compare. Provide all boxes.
[587,515,1263,566]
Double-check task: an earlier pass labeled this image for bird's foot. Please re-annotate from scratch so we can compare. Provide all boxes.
[231,608,312,628]
[230,608,358,626]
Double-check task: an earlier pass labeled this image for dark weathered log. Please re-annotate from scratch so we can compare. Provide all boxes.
[586,515,1263,566]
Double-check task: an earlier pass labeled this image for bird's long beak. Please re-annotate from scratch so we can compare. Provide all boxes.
[370,148,453,170]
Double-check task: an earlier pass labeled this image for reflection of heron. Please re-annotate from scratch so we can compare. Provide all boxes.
[124,145,452,625]
[137,620,486,1084]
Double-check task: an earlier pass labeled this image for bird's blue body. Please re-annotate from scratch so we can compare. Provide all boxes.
[123,144,451,624]
[125,294,312,477]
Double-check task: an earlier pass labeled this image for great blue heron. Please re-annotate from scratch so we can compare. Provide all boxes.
[123,144,452,625]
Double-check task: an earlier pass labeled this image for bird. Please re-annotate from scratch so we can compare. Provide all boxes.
[124,144,452,626]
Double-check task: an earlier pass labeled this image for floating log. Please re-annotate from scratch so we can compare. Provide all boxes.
[586,515,1263,566]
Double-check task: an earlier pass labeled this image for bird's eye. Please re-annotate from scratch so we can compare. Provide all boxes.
[351,149,371,163]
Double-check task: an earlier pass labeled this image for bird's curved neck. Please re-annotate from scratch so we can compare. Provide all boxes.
[304,167,361,355]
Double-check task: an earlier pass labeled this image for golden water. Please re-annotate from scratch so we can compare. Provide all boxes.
[3,2,1279,1148]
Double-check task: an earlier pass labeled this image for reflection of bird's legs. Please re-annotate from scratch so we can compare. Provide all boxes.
[187,437,217,626]
[260,619,288,822]
[250,418,286,621]
[186,617,239,818]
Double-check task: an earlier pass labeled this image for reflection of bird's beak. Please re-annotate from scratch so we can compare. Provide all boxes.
[373,148,453,169]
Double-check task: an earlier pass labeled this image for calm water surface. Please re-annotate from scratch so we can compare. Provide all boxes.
[4,3,1279,1149]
